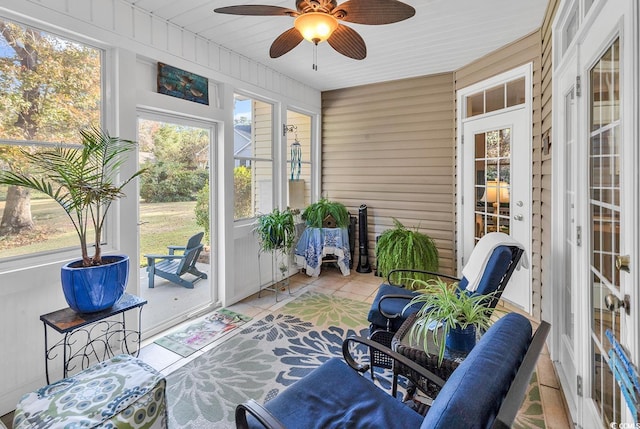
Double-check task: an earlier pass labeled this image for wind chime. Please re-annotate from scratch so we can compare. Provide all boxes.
[286,125,302,181]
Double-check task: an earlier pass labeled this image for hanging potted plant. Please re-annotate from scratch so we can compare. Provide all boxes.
[375,218,439,286]
[404,278,495,365]
[0,126,145,313]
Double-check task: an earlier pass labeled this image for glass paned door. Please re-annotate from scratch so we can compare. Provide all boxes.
[474,129,511,240]
[589,38,622,426]
[137,116,215,335]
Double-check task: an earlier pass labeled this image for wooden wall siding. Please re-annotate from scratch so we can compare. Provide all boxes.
[454,31,543,319]
[539,0,560,322]
[321,73,457,274]
[253,100,274,214]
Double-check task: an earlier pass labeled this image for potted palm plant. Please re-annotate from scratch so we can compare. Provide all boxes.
[0,126,145,313]
[375,218,439,286]
[404,278,495,365]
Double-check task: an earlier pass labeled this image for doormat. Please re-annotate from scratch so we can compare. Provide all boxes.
[154,308,251,357]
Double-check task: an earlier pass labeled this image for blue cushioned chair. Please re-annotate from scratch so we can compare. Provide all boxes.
[367,233,524,370]
[145,232,208,289]
[235,313,550,429]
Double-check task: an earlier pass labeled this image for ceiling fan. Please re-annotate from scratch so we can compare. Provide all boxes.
[214,0,416,61]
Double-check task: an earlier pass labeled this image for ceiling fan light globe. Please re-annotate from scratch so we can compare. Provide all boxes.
[294,12,338,44]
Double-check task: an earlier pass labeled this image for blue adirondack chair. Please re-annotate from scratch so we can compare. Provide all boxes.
[145,232,208,289]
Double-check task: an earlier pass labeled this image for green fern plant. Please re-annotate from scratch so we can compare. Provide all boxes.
[405,278,495,365]
[301,198,349,228]
[375,218,438,287]
[255,208,296,254]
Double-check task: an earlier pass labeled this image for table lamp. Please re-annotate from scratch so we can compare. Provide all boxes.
[481,180,510,214]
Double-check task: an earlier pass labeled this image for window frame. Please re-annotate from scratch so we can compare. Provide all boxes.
[232,91,277,223]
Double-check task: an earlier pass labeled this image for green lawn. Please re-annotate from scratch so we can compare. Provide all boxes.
[0,199,206,267]
[139,201,205,267]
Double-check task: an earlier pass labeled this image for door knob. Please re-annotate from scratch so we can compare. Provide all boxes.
[616,255,630,272]
[513,214,524,221]
[604,294,630,315]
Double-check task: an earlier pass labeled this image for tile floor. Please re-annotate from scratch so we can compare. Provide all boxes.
[0,266,573,428]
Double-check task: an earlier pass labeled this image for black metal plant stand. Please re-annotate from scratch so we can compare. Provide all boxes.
[40,293,147,384]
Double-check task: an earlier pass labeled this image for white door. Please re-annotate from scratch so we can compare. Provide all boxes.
[553,0,638,426]
[581,7,635,426]
[461,108,532,312]
[554,52,580,417]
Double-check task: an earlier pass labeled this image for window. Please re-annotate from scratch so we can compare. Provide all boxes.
[474,129,511,240]
[285,110,312,211]
[233,93,274,220]
[0,17,103,260]
[465,77,525,118]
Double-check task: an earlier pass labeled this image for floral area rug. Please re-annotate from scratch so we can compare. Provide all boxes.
[154,308,251,357]
[164,291,546,428]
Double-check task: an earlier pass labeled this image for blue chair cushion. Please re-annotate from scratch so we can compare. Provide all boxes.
[248,357,423,429]
[422,313,532,429]
[368,284,421,331]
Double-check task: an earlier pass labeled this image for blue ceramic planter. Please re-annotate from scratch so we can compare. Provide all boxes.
[61,255,129,313]
[445,324,477,354]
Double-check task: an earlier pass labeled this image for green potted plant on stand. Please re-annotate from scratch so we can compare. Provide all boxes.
[255,207,297,297]
[375,218,439,287]
[405,278,495,365]
[0,126,145,313]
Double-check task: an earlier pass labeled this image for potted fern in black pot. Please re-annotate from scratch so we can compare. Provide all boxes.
[0,126,145,313]
[375,218,439,287]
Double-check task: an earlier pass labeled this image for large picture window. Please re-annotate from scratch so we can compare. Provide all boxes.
[0,17,103,260]
[233,93,273,220]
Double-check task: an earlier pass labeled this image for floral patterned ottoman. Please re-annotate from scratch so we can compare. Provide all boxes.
[13,354,167,429]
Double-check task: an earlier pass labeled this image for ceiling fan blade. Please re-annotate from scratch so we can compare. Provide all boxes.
[332,0,415,25]
[270,27,304,58]
[327,25,366,60]
[214,5,297,16]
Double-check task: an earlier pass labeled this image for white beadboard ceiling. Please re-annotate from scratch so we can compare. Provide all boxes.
[122,0,548,91]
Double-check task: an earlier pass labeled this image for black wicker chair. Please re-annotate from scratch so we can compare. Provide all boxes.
[367,233,525,372]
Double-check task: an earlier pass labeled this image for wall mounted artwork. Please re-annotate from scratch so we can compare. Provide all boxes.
[157,63,209,105]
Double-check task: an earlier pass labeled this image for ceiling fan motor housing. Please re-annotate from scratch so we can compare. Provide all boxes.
[296,0,338,14]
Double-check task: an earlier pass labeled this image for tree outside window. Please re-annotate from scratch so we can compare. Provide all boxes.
[0,17,102,259]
